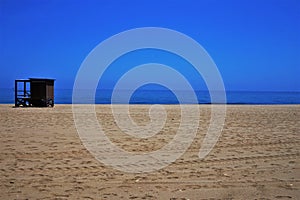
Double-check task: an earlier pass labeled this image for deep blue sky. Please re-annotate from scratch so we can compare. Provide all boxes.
[1,0,299,91]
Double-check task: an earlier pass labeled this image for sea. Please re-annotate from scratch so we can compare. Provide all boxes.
[1,88,299,104]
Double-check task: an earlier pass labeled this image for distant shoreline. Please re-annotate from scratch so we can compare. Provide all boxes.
[2,103,300,106]
[1,89,300,104]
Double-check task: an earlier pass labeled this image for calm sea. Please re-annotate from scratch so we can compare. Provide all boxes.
[1,88,299,104]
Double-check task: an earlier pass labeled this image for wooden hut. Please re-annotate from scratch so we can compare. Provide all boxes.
[15,78,55,107]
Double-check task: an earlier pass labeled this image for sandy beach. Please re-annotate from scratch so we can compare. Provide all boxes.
[0,104,299,199]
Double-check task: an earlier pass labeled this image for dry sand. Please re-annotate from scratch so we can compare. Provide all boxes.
[0,104,299,199]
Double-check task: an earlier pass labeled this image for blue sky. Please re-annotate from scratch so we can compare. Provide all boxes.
[0,0,299,91]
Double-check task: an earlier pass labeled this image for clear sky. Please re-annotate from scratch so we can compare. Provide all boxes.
[0,0,299,91]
